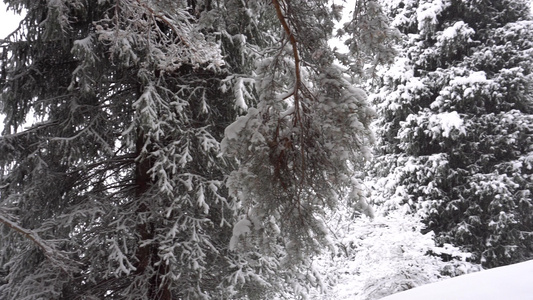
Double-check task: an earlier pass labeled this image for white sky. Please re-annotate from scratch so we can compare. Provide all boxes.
[0,2,23,39]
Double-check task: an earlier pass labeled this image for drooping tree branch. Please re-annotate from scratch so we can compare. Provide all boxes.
[272,0,309,211]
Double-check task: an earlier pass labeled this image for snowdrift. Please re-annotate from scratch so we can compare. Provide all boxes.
[380,260,533,300]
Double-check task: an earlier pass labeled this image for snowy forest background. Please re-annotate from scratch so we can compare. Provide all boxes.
[0,0,531,299]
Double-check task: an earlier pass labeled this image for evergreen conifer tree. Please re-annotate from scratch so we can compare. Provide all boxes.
[0,0,396,298]
[0,1,237,298]
[372,0,533,268]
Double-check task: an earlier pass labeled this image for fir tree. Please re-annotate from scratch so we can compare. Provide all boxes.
[372,0,533,268]
[222,1,397,297]
[0,0,234,299]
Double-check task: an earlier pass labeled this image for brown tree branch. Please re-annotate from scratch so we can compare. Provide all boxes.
[0,214,54,255]
[272,0,308,216]
[272,0,302,124]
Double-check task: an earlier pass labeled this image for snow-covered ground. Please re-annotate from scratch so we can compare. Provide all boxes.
[380,259,533,300]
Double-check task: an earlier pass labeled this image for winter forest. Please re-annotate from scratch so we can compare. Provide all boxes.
[0,0,531,299]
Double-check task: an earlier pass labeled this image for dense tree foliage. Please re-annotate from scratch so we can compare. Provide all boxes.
[371,0,533,268]
[0,0,236,298]
[0,0,397,299]
[4,0,530,298]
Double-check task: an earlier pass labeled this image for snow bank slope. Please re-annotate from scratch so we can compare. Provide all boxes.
[380,260,533,300]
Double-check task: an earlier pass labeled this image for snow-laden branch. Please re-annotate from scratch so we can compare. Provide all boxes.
[0,211,78,273]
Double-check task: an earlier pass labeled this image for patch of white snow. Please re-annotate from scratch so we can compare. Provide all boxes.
[380,260,533,300]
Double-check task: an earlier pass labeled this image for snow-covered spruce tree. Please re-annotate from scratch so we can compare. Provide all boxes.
[0,0,260,299]
[0,0,398,299]
[221,0,398,297]
[371,0,533,268]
